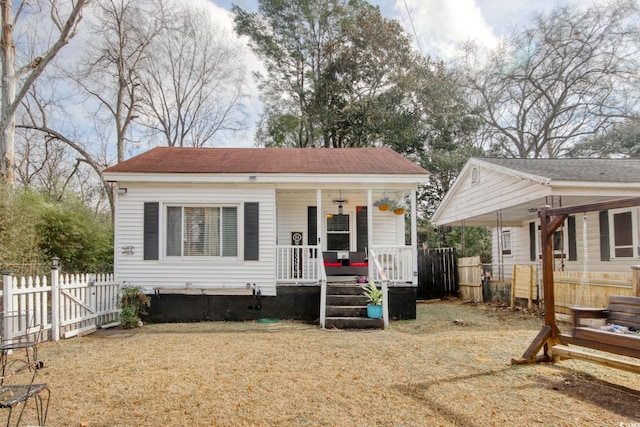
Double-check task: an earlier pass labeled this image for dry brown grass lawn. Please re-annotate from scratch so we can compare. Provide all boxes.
[7,300,640,426]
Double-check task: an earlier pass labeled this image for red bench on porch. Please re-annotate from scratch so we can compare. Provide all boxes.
[323,252,369,277]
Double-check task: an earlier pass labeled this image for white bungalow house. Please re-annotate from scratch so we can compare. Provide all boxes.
[103,147,429,324]
[432,158,640,286]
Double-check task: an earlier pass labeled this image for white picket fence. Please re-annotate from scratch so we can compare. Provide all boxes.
[1,268,121,341]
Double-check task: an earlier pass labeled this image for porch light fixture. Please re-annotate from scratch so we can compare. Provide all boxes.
[333,198,347,215]
[249,175,257,182]
[333,191,347,215]
[116,187,127,194]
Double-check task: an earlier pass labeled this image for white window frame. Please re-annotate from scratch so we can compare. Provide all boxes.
[325,211,352,252]
[164,204,239,259]
[608,208,639,259]
[501,229,512,255]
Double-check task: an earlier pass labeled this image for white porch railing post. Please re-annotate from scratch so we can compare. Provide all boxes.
[2,270,14,339]
[382,279,389,329]
[50,257,60,341]
[319,252,328,328]
[410,189,418,285]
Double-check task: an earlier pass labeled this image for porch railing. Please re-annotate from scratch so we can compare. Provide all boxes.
[369,249,389,328]
[275,245,321,283]
[276,245,415,284]
[370,246,414,283]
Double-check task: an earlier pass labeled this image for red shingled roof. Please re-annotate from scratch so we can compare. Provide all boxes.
[104,147,428,175]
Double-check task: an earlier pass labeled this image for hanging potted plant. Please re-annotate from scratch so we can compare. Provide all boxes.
[373,196,393,212]
[393,201,406,215]
[362,280,383,319]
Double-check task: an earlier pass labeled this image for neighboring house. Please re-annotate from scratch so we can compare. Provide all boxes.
[103,147,429,322]
[432,158,640,281]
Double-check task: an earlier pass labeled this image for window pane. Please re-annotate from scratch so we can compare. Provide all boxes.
[327,234,349,251]
[222,207,237,256]
[166,207,182,256]
[615,247,634,257]
[184,208,204,256]
[327,214,349,232]
[502,231,511,251]
[614,212,632,246]
[201,208,220,256]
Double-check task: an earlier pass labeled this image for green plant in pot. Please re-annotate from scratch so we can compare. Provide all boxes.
[362,280,383,319]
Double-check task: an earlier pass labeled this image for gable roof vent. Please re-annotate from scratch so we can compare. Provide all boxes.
[471,166,480,185]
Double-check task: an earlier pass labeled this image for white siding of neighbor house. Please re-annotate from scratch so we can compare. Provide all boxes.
[276,190,405,249]
[114,182,277,295]
[491,209,640,277]
[437,163,550,225]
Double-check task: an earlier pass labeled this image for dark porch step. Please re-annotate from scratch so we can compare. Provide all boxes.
[327,284,366,295]
[326,295,368,306]
[325,317,384,330]
[326,305,367,317]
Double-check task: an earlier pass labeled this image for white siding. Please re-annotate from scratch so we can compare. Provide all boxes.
[492,210,640,276]
[114,183,277,295]
[437,165,550,225]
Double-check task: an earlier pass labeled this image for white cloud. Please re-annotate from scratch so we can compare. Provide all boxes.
[394,0,498,59]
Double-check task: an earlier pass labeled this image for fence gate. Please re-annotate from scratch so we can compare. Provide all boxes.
[2,269,120,342]
[417,248,458,300]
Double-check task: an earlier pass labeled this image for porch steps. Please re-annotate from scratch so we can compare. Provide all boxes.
[324,283,384,330]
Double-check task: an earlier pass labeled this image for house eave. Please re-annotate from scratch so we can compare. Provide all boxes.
[103,172,430,185]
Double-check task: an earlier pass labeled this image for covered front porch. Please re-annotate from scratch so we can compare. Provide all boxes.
[274,187,418,285]
[273,186,419,327]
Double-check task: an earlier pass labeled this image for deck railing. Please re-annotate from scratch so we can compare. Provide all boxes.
[370,246,414,283]
[275,245,321,283]
[369,249,389,328]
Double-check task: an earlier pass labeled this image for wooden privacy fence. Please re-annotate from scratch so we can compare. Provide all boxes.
[1,268,120,341]
[511,265,640,314]
[417,248,458,300]
[458,257,483,302]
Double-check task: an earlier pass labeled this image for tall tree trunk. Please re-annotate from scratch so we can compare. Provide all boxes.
[1,0,15,184]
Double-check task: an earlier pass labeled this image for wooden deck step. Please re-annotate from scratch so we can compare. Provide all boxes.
[323,282,384,331]
[552,344,640,374]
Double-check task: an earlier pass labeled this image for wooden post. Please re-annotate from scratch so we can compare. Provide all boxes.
[540,206,556,333]
[510,264,516,310]
[632,265,640,297]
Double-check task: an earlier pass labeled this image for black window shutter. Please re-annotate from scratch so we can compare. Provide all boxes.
[143,202,159,260]
[567,216,577,261]
[356,206,368,252]
[529,222,536,261]
[599,210,610,261]
[244,202,259,261]
[308,206,317,245]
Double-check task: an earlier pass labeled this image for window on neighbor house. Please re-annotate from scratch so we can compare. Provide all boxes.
[501,229,512,255]
[609,209,638,258]
[166,206,238,257]
[327,214,350,251]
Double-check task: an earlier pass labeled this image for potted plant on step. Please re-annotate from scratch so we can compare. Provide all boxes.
[362,280,383,319]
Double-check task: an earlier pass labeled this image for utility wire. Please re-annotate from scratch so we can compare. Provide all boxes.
[399,0,426,57]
